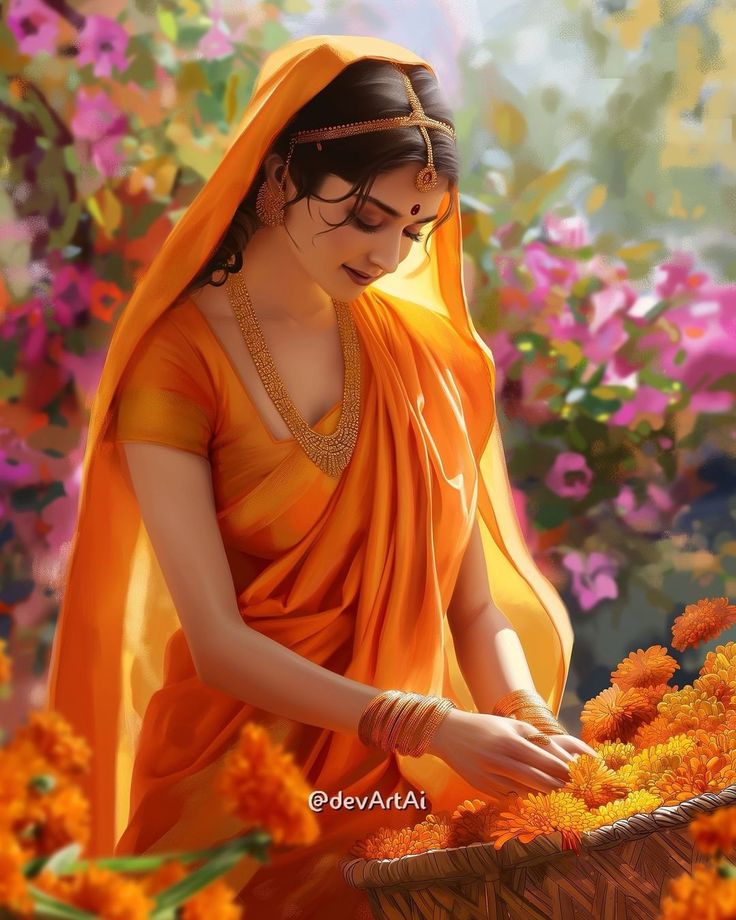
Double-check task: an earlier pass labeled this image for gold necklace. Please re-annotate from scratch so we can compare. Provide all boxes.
[225,265,361,478]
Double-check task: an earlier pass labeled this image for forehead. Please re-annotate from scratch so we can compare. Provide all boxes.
[361,167,448,217]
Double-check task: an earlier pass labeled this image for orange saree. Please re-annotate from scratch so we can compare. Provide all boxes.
[44,35,574,918]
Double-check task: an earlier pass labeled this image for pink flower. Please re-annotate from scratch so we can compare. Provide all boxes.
[7,0,61,56]
[545,452,593,500]
[563,551,619,612]
[609,384,671,428]
[614,483,675,533]
[75,14,129,79]
[523,241,581,305]
[70,87,128,179]
[543,213,590,249]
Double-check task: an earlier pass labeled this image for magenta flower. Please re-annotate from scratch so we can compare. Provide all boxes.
[562,550,619,612]
[523,241,581,305]
[545,452,593,500]
[614,483,675,533]
[7,0,61,56]
[75,14,129,78]
[609,384,671,428]
[70,87,128,179]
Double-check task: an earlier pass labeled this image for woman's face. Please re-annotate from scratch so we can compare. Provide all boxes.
[278,161,450,298]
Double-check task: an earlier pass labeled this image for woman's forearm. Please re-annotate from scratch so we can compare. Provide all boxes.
[199,620,384,737]
[451,605,538,714]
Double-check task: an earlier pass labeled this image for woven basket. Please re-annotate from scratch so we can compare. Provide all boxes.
[342,784,736,919]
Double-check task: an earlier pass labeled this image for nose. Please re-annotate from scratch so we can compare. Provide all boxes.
[367,232,404,275]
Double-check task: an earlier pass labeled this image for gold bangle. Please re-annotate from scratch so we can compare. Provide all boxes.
[398,697,441,755]
[384,694,424,753]
[492,689,547,717]
[381,694,421,752]
[358,690,401,747]
[411,698,456,757]
[370,694,405,749]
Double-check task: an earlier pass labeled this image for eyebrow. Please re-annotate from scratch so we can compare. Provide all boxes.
[364,195,438,223]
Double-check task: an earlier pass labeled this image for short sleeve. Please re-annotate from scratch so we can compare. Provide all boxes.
[110,311,215,458]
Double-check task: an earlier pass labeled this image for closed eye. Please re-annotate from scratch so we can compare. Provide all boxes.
[352,216,425,243]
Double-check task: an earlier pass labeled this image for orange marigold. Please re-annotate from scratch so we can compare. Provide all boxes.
[655,685,736,738]
[671,597,736,652]
[688,805,736,857]
[653,737,736,807]
[349,813,453,860]
[611,645,679,691]
[659,863,736,920]
[217,722,319,847]
[693,672,736,709]
[449,799,502,847]
[632,714,676,750]
[0,829,33,916]
[24,781,91,856]
[563,754,629,808]
[32,864,155,919]
[488,790,595,853]
[180,878,242,920]
[0,639,11,687]
[700,642,736,678]
[11,710,91,777]
[615,735,695,792]
[579,684,654,744]
[139,859,188,895]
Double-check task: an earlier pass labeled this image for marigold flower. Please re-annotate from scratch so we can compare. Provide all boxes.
[0,829,33,916]
[10,710,91,777]
[688,805,736,856]
[180,878,242,920]
[590,740,637,771]
[217,722,319,847]
[0,639,11,687]
[579,684,653,744]
[632,714,675,750]
[488,791,596,853]
[139,859,188,895]
[33,864,155,919]
[348,813,453,860]
[615,735,695,791]
[659,863,736,920]
[563,754,629,808]
[611,645,679,691]
[24,781,91,855]
[587,789,663,831]
[700,642,736,679]
[449,799,502,846]
[653,737,736,806]
[692,672,736,708]
[671,597,736,652]
[655,685,736,740]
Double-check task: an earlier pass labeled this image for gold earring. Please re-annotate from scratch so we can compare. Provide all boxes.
[255,180,285,227]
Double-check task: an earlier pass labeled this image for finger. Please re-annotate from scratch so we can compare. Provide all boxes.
[557,735,600,759]
[511,728,575,780]
[490,753,568,795]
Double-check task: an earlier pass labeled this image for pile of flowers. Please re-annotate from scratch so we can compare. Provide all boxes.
[349,595,736,905]
[0,633,319,919]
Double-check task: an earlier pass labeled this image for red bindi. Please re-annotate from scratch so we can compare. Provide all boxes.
[411,203,420,215]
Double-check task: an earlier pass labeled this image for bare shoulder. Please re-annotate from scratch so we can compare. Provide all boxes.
[188,282,233,321]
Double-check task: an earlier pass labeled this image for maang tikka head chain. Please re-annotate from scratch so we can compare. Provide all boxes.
[255,64,457,227]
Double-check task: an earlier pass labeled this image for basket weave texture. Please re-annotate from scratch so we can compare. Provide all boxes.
[342,784,736,919]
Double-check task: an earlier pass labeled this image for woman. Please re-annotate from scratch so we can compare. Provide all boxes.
[45,35,596,917]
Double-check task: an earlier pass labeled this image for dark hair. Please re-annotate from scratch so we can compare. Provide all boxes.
[174,59,458,302]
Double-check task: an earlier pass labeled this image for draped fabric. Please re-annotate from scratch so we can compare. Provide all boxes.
[45,35,574,917]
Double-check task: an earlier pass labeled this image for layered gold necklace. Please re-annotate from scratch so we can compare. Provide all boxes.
[225,265,362,478]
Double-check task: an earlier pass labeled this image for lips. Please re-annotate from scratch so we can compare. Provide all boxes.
[345,265,377,280]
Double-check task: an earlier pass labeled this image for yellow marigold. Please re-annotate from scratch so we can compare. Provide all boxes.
[615,734,695,791]
[653,738,736,807]
[562,753,629,808]
[655,685,736,739]
[693,671,736,708]
[611,645,679,691]
[579,684,653,744]
[488,790,596,853]
[32,864,155,919]
[10,710,91,777]
[587,789,664,831]
[700,641,736,678]
[449,798,501,846]
[0,828,33,916]
[659,863,736,920]
[180,878,241,920]
[0,639,11,687]
[688,805,736,856]
[217,722,319,847]
[349,813,453,860]
[591,740,637,771]
[671,597,736,652]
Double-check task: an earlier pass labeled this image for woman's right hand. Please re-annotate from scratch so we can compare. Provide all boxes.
[426,708,576,799]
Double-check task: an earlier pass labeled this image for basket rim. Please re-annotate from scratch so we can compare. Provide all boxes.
[341,782,736,890]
